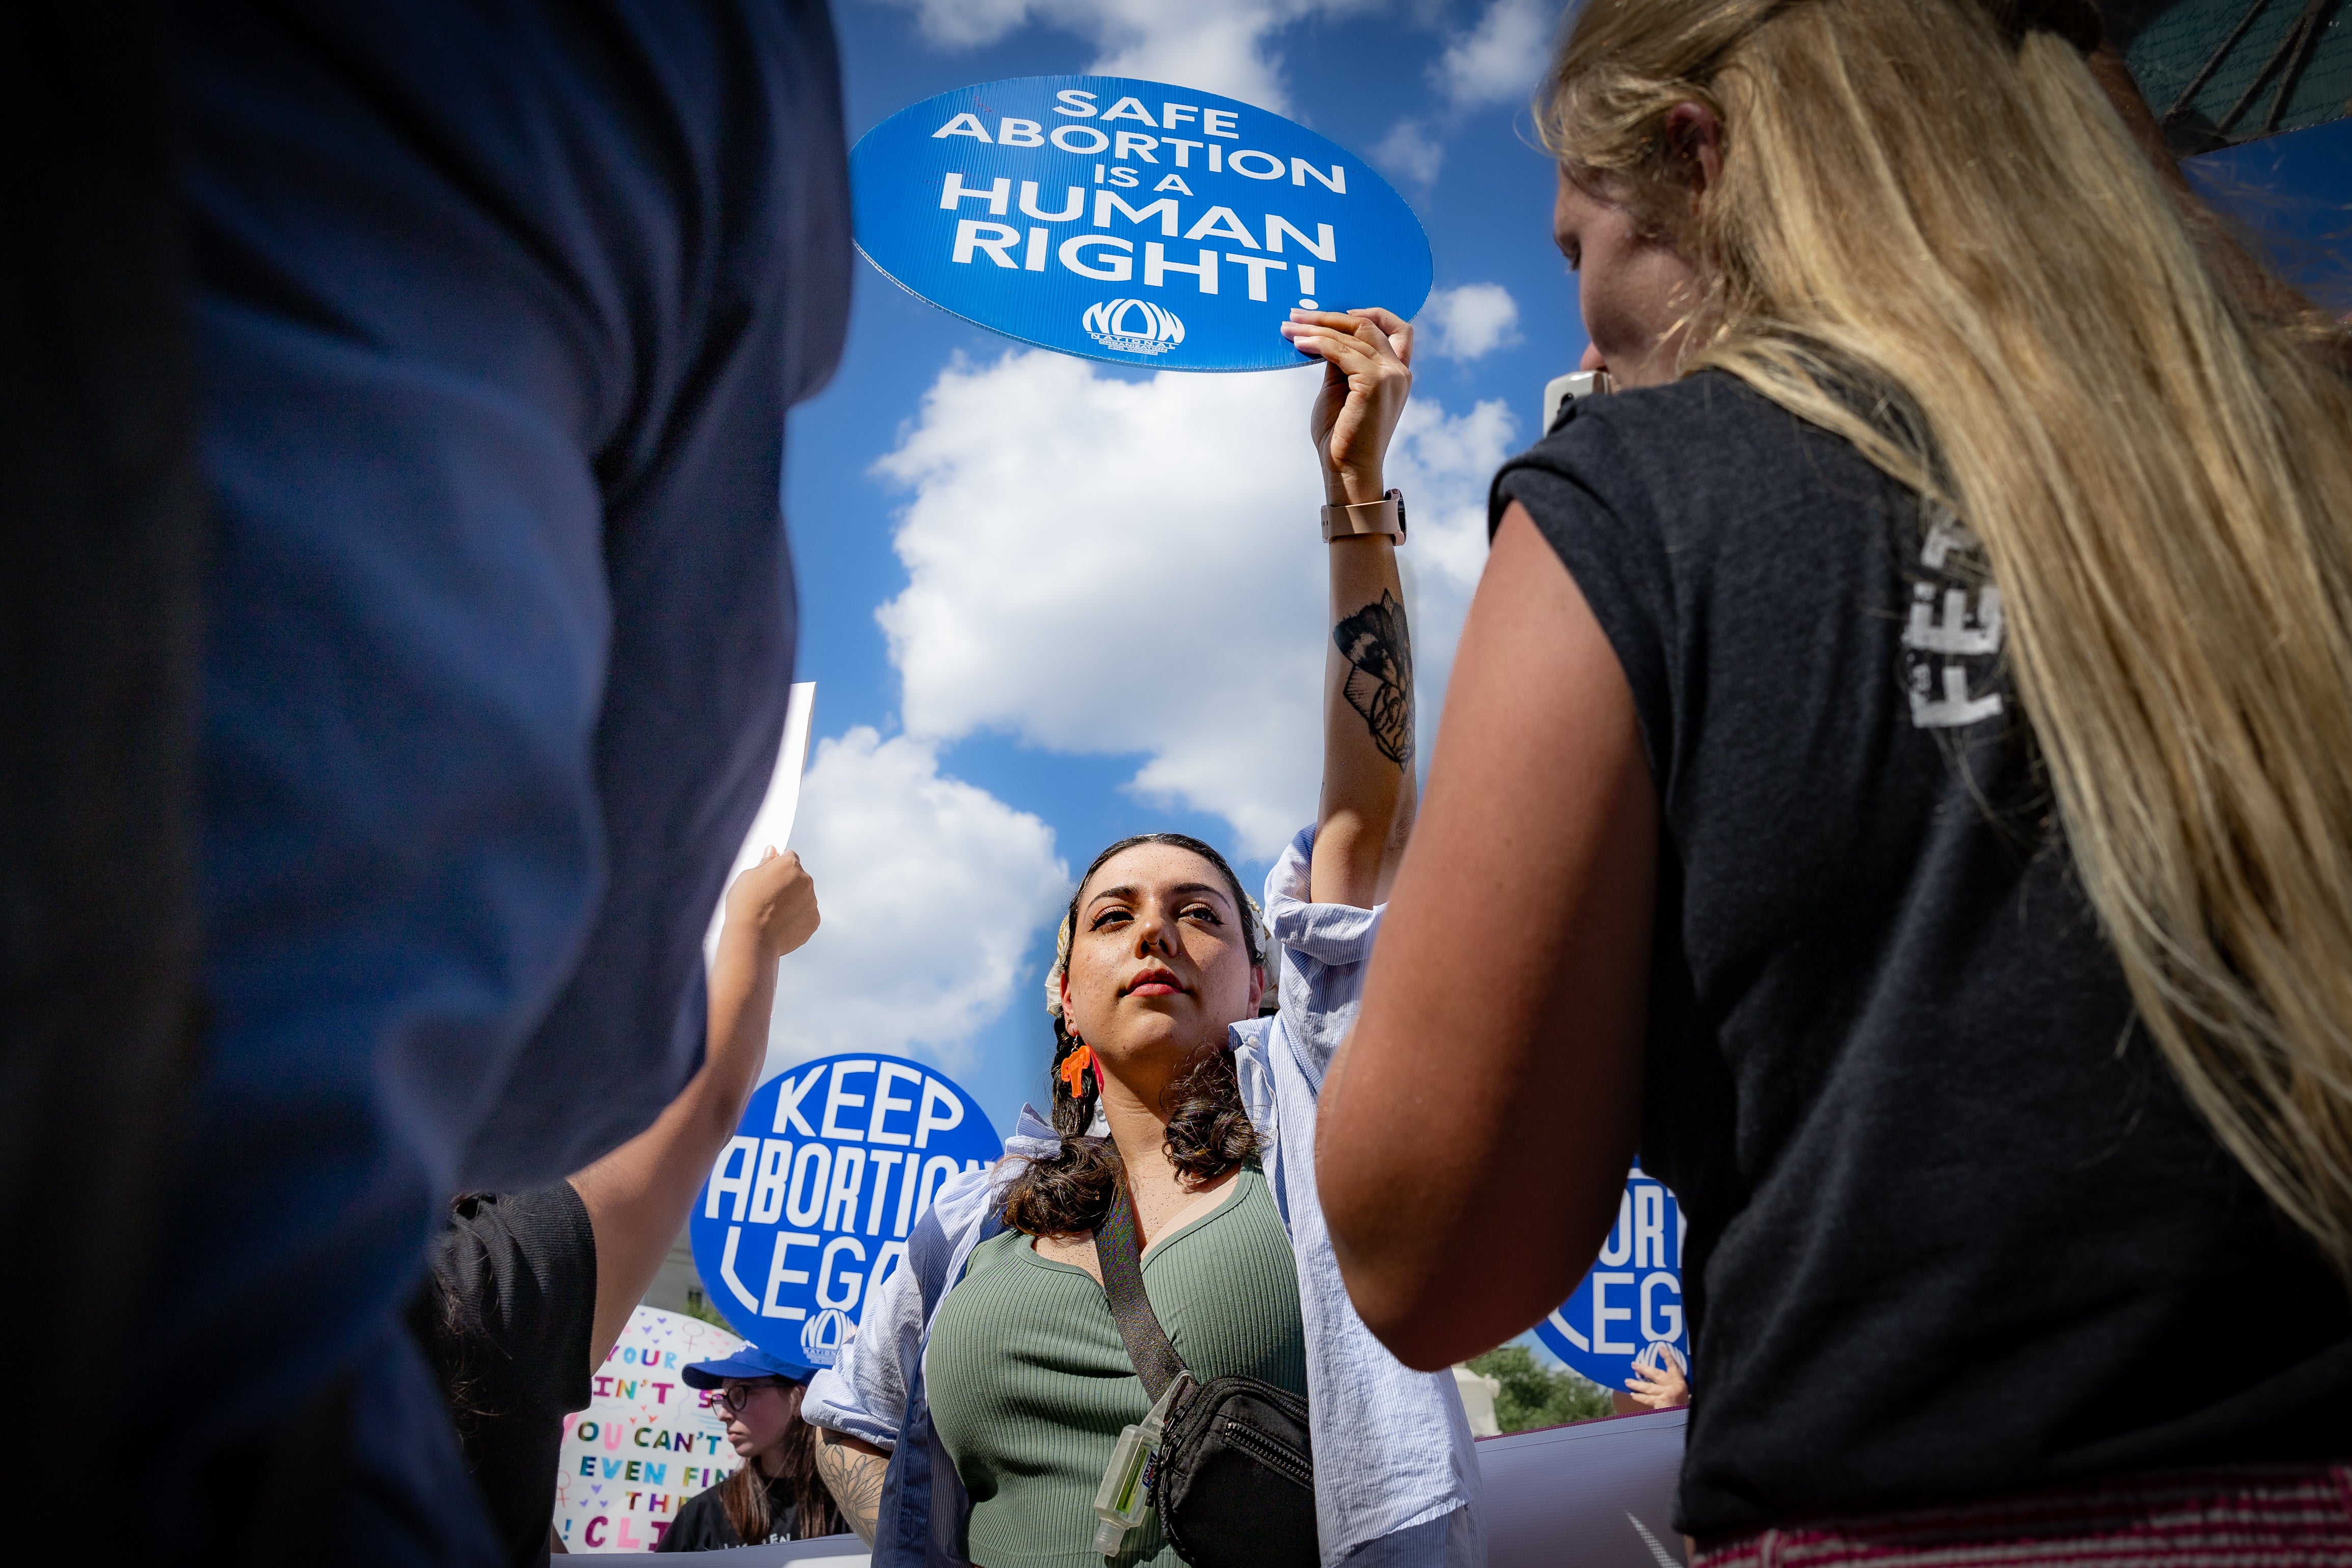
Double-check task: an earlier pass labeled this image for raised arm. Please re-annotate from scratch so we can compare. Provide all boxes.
[566,848,819,1364]
[1282,307,1418,908]
[1317,506,1656,1369]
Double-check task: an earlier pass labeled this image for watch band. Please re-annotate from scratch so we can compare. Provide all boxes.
[1320,488,1407,544]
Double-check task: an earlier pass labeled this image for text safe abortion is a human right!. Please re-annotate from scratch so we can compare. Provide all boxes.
[850,75,1433,372]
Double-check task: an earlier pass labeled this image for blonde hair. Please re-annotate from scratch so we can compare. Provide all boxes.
[1539,0,2352,1274]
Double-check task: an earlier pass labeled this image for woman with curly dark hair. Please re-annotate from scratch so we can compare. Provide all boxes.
[801,306,1486,1568]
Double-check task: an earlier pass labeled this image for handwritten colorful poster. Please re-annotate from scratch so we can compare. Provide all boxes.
[554,1306,747,1552]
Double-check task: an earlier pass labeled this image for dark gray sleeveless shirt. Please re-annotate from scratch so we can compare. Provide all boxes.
[1492,371,2352,1540]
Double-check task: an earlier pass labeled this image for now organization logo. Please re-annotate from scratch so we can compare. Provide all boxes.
[1083,297,1183,356]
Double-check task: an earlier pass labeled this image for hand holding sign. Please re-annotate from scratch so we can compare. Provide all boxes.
[1621,1342,1689,1411]
[1282,306,1415,505]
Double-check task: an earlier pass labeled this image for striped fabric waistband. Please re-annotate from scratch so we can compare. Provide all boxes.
[1694,1464,2352,1568]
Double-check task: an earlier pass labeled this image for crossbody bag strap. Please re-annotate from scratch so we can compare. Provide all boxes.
[1095,1178,1189,1402]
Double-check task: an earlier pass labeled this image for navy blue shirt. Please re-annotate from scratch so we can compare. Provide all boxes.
[145,3,849,1557]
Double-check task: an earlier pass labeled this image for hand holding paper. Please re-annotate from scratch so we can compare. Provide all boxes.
[721,847,821,966]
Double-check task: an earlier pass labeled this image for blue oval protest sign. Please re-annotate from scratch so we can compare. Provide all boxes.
[850,75,1433,372]
[1532,1168,1690,1395]
[691,1053,1000,1367]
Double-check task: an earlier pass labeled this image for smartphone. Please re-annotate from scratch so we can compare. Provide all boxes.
[1540,368,1614,435]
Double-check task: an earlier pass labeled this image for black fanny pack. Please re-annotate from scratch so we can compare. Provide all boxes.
[1093,1178,1318,1568]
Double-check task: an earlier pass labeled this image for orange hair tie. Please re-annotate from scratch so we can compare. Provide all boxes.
[1058,1042,1095,1098]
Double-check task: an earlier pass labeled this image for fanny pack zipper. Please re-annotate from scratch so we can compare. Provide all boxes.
[1212,1413,1313,1491]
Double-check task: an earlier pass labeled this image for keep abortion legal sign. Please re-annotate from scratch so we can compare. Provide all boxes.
[851,74,1433,372]
[1533,1167,1691,1395]
[691,1052,1001,1367]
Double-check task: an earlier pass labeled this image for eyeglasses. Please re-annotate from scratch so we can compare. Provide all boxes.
[714,1381,784,1416]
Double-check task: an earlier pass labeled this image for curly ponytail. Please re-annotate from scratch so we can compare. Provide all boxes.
[999,833,1265,1239]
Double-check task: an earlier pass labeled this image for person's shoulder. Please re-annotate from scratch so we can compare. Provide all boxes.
[969,1224,1030,1261]
[659,1483,737,1552]
[1496,369,1884,552]
[1523,371,1802,484]
[440,1182,594,1266]
[927,1161,1005,1238]
[1228,1013,1276,1059]
[957,1225,1031,1281]
[429,1181,597,1342]
[1584,367,1777,427]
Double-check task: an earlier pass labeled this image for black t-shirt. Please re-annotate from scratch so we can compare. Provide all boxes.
[407,1182,597,1567]
[657,1474,799,1551]
[1492,373,2352,1539]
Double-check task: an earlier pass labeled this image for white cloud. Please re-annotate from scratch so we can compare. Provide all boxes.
[765,727,1068,1076]
[1363,3,1561,198]
[1419,282,1523,361]
[874,0,1033,50]
[1372,117,1446,185]
[873,0,1377,112]
[1434,0,1556,110]
[874,348,1517,860]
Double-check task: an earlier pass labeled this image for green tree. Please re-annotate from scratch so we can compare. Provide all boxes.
[1467,1344,1612,1432]
[679,1287,739,1333]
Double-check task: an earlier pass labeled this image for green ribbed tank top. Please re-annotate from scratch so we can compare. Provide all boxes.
[924,1165,1306,1568]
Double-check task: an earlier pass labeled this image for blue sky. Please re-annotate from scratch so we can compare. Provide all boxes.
[763,0,2352,1145]
[769,0,1589,1134]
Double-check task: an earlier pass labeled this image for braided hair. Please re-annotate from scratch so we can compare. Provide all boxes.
[999,833,1264,1238]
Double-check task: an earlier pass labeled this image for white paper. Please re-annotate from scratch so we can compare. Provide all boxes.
[703,682,816,970]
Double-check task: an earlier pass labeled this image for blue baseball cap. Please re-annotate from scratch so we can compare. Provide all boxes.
[681,1343,821,1390]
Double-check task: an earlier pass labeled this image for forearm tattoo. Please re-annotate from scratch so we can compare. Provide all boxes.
[814,1433,886,1547]
[1334,589,1416,766]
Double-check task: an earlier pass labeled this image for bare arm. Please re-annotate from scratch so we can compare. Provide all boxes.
[1282,307,1418,908]
[814,1428,887,1547]
[1317,505,1656,1369]
[567,849,819,1365]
